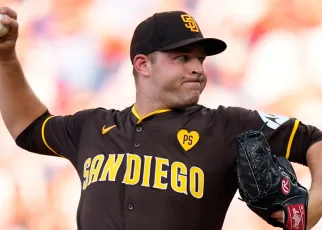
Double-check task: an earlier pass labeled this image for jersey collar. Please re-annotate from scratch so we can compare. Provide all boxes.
[131,104,172,124]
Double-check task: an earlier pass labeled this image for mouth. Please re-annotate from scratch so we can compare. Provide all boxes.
[183,80,201,84]
[183,81,202,90]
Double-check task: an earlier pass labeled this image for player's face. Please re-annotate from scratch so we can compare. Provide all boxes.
[149,44,207,108]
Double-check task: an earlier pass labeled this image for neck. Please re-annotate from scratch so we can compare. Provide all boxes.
[135,92,169,118]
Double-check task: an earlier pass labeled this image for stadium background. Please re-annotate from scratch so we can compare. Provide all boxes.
[1,0,322,229]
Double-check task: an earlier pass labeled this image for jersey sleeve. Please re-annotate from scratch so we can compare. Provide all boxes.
[16,109,95,166]
[220,106,322,166]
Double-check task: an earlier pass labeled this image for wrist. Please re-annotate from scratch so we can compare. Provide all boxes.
[0,49,17,63]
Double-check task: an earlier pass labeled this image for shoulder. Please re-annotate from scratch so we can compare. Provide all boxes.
[76,106,133,125]
[189,105,292,131]
[178,104,256,120]
[178,104,255,115]
[78,106,131,118]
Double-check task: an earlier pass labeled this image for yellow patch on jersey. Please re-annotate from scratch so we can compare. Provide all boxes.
[177,129,200,151]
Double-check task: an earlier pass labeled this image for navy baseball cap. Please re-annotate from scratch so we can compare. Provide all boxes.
[130,11,227,63]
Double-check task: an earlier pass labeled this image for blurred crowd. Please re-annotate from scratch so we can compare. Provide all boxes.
[1,0,322,229]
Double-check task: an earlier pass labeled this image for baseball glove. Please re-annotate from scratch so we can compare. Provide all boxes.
[236,129,308,230]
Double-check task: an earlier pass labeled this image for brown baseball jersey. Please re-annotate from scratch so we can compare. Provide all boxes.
[16,104,322,230]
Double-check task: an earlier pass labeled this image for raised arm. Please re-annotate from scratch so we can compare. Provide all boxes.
[0,7,47,139]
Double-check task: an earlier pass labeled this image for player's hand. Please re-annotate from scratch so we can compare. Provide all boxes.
[270,210,284,224]
[271,192,322,230]
[270,210,310,229]
[0,7,19,61]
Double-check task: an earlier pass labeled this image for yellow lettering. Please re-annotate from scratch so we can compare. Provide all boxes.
[153,157,169,190]
[82,158,92,190]
[83,154,205,199]
[171,162,188,195]
[99,154,124,182]
[141,155,152,187]
[122,153,141,185]
[88,154,105,186]
[190,166,204,199]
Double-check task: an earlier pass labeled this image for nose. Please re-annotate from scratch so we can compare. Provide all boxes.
[190,59,204,77]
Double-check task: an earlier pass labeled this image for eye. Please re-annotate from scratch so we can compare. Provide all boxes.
[176,55,189,62]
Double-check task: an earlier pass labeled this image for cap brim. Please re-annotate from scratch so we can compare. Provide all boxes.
[157,38,227,56]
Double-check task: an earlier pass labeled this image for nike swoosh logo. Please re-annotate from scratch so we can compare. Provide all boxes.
[102,125,116,135]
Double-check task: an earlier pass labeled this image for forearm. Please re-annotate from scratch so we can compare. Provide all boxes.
[307,141,322,190]
[0,55,47,139]
[306,141,322,228]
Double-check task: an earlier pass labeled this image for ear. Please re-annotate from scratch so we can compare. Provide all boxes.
[133,54,150,77]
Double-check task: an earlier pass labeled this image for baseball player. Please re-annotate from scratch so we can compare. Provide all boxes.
[1,6,322,230]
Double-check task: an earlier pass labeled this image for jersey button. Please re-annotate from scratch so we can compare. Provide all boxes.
[134,141,140,148]
[128,203,134,210]
[136,126,143,133]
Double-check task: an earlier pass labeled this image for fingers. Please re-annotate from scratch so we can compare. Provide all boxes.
[1,15,18,31]
[0,7,19,38]
[0,7,17,20]
[270,210,284,223]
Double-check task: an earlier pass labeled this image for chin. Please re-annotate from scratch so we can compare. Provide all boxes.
[189,91,201,103]
[178,96,200,108]
[188,98,200,106]
[166,90,201,108]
